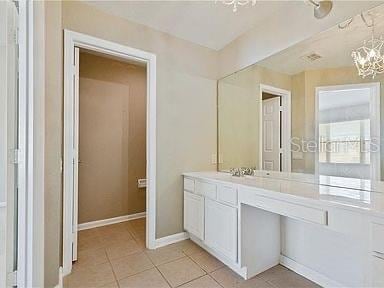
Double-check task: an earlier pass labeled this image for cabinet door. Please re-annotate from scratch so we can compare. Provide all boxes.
[184,191,204,240]
[372,256,384,287]
[205,198,237,262]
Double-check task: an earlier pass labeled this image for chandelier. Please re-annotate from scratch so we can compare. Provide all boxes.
[216,0,256,12]
[350,13,384,79]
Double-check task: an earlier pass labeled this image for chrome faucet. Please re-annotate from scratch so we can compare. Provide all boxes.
[229,167,255,177]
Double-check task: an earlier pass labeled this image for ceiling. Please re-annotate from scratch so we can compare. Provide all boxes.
[258,3,384,75]
[84,1,382,51]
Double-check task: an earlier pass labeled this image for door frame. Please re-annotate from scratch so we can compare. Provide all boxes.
[63,30,157,276]
[315,83,381,180]
[259,84,291,172]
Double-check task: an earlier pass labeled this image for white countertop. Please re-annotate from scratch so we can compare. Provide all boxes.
[183,171,384,217]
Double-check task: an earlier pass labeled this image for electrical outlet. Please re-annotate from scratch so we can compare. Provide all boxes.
[211,153,217,164]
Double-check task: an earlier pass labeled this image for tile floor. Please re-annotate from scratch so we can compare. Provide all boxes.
[64,218,321,288]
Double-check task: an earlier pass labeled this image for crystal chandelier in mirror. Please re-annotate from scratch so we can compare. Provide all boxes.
[216,0,256,12]
[351,13,384,79]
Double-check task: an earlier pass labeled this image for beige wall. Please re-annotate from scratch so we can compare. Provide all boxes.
[45,1,63,287]
[78,53,146,223]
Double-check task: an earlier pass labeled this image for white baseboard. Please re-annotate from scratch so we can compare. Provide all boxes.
[280,255,343,288]
[155,232,189,248]
[54,266,63,288]
[78,212,146,231]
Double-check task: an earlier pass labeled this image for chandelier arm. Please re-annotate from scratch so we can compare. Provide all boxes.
[361,12,374,28]
[338,17,354,30]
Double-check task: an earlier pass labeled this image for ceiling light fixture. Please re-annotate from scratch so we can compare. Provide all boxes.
[216,0,256,12]
[307,0,333,19]
[351,13,384,79]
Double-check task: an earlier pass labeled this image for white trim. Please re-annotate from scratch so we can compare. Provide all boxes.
[63,30,157,276]
[54,267,63,288]
[314,83,381,180]
[280,255,343,288]
[17,1,28,287]
[155,232,190,248]
[259,84,292,172]
[78,212,146,231]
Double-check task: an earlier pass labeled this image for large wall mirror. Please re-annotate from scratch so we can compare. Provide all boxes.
[218,4,384,180]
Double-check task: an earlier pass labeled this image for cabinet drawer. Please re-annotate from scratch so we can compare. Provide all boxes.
[372,223,384,254]
[217,185,237,206]
[184,178,195,193]
[240,188,328,225]
[196,181,217,199]
[372,255,384,287]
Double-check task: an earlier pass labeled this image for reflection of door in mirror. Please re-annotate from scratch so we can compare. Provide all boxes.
[262,95,281,171]
[316,83,380,180]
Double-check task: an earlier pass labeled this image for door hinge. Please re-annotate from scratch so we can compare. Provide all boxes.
[7,270,17,287]
[14,28,19,45]
[9,149,21,164]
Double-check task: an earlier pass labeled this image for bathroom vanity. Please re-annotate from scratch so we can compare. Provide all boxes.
[183,171,384,287]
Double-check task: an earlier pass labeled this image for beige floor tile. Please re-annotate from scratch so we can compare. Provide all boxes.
[78,228,99,240]
[101,281,119,288]
[129,218,146,229]
[99,230,134,247]
[259,265,320,288]
[158,257,206,287]
[110,252,154,280]
[63,262,115,288]
[131,227,146,241]
[179,275,222,288]
[118,268,170,288]
[189,250,224,273]
[135,236,146,249]
[210,266,277,288]
[78,234,104,252]
[145,244,185,266]
[172,240,205,256]
[72,248,108,271]
[237,277,275,288]
[210,266,245,288]
[105,239,144,260]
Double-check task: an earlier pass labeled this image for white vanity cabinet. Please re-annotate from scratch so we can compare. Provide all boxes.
[205,198,237,262]
[183,177,239,268]
[183,172,384,287]
[371,222,384,287]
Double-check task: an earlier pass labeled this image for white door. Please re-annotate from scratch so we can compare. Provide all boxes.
[262,97,281,171]
[205,198,237,262]
[72,47,80,261]
[184,191,204,240]
[0,1,19,286]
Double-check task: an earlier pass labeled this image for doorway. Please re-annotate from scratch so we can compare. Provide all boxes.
[63,31,157,276]
[315,83,380,179]
[259,84,291,172]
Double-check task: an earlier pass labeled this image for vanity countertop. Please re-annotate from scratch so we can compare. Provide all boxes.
[183,171,384,217]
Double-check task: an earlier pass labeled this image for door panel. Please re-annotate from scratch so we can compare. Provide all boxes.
[205,198,237,262]
[262,97,280,171]
[72,47,79,261]
[184,191,204,240]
